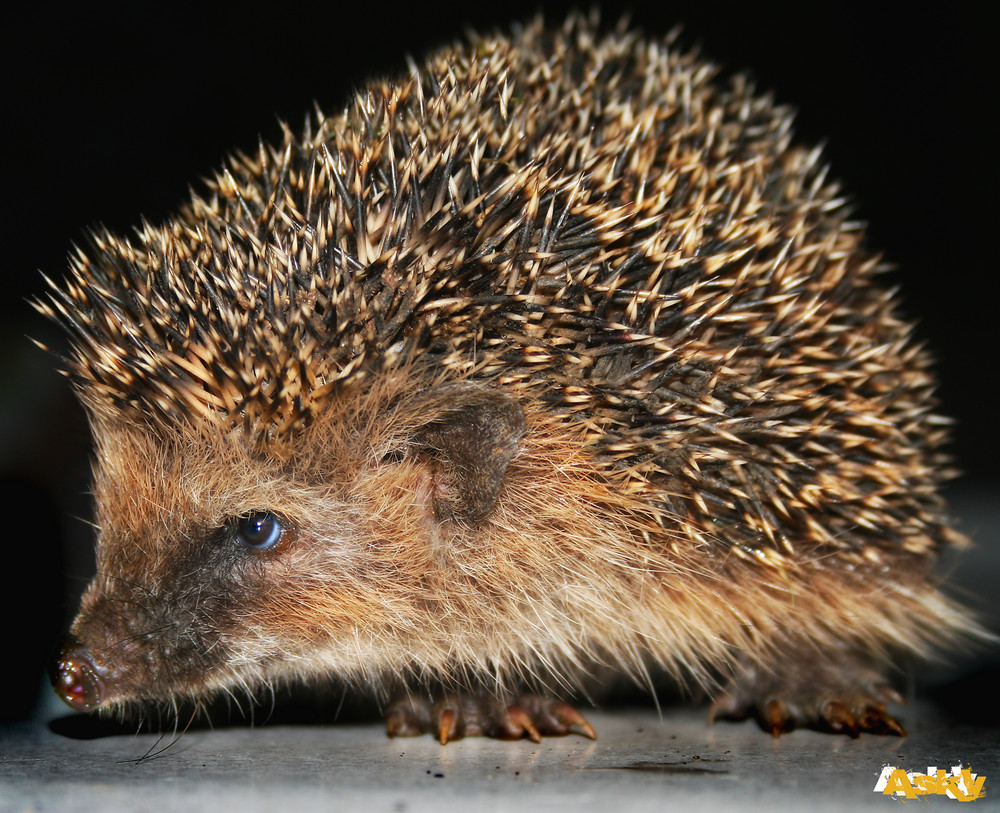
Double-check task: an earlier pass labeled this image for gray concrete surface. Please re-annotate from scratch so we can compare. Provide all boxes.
[2,487,997,812]
[2,697,998,812]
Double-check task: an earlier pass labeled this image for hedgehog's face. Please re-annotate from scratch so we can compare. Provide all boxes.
[51,383,532,711]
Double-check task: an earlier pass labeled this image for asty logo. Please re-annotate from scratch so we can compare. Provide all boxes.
[874,765,986,802]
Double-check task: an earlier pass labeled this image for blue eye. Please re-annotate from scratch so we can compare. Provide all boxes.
[235,511,284,551]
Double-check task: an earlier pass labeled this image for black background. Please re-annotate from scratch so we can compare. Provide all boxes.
[1,2,994,721]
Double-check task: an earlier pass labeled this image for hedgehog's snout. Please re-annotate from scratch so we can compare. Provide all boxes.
[51,635,105,711]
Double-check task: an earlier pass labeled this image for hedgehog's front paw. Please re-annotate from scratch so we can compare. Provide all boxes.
[385,693,596,744]
[709,660,906,738]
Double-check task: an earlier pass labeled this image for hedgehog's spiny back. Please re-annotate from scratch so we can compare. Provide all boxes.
[38,15,954,567]
[38,19,772,433]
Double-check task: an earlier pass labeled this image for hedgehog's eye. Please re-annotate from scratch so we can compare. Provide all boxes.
[234,511,284,551]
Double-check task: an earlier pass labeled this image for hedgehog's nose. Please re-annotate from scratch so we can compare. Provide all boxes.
[51,635,104,711]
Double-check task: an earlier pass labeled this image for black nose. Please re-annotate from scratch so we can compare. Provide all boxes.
[51,635,103,711]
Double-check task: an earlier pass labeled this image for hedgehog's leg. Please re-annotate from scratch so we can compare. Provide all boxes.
[385,693,596,743]
[709,656,906,737]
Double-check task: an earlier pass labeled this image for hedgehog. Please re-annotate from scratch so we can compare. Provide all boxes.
[39,13,982,743]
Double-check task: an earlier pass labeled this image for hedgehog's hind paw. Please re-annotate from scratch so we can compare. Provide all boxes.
[819,698,906,738]
[709,660,906,738]
[385,693,596,744]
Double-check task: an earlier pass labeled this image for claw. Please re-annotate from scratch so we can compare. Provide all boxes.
[883,715,906,737]
[385,696,430,739]
[764,699,791,738]
[437,707,458,745]
[706,696,729,725]
[552,701,597,740]
[506,704,542,743]
[859,705,906,737]
[386,710,418,738]
[824,700,860,738]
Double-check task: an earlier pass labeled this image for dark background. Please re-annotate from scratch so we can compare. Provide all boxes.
[1,3,994,722]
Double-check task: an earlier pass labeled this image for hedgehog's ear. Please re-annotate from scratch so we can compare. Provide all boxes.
[405,383,525,523]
